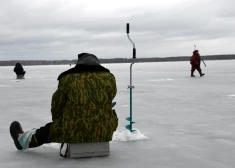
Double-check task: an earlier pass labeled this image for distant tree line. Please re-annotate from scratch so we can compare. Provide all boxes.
[0,54,235,66]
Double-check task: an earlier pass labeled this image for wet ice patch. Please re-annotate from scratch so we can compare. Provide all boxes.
[112,129,149,142]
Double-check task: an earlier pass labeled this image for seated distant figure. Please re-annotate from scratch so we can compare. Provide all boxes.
[14,63,26,79]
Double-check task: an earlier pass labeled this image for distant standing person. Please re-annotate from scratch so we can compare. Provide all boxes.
[14,63,26,79]
[190,50,205,77]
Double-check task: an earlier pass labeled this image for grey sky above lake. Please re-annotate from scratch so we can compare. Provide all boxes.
[0,0,235,60]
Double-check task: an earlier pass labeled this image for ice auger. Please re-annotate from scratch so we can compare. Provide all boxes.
[125,23,136,132]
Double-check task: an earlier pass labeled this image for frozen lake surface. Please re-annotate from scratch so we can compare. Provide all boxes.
[0,60,235,168]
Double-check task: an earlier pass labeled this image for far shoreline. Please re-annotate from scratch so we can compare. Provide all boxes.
[0,54,235,66]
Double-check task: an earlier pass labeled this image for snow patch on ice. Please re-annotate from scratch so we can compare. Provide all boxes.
[10,80,20,82]
[215,139,235,145]
[42,143,60,149]
[0,85,10,87]
[112,129,149,142]
[40,130,149,148]
[147,78,174,82]
[228,94,235,97]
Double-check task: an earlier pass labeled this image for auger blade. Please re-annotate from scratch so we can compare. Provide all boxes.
[125,125,136,132]
[126,117,135,122]
[126,117,135,123]
[126,117,131,121]
[125,125,131,130]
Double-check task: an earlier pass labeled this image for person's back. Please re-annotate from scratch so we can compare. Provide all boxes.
[14,63,26,79]
[49,65,118,142]
[14,63,25,75]
[49,53,118,143]
[190,50,200,65]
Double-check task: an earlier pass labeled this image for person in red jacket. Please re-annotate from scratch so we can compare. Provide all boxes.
[190,50,205,77]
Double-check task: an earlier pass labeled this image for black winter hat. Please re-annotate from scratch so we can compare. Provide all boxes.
[76,53,100,65]
[78,53,89,59]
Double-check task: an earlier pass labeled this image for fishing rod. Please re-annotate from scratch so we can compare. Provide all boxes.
[125,23,136,132]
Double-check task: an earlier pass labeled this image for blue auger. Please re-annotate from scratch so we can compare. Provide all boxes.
[125,23,136,132]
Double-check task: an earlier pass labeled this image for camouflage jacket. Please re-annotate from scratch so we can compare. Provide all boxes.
[48,65,118,143]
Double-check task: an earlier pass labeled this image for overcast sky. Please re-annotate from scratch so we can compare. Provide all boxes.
[0,0,235,60]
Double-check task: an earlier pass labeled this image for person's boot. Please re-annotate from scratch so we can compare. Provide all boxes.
[10,121,42,151]
[199,70,205,77]
[191,71,195,77]
[10,121,24,150]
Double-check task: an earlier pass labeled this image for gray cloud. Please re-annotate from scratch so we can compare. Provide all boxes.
[0,0,235,60]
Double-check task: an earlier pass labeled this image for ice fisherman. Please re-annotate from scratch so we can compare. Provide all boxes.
[10,53,118,153]
[13,63,26,79]
[190,50,205,77]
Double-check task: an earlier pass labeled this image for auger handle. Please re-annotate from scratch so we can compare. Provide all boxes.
[126,23,136,59]
[126,23,129,33]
